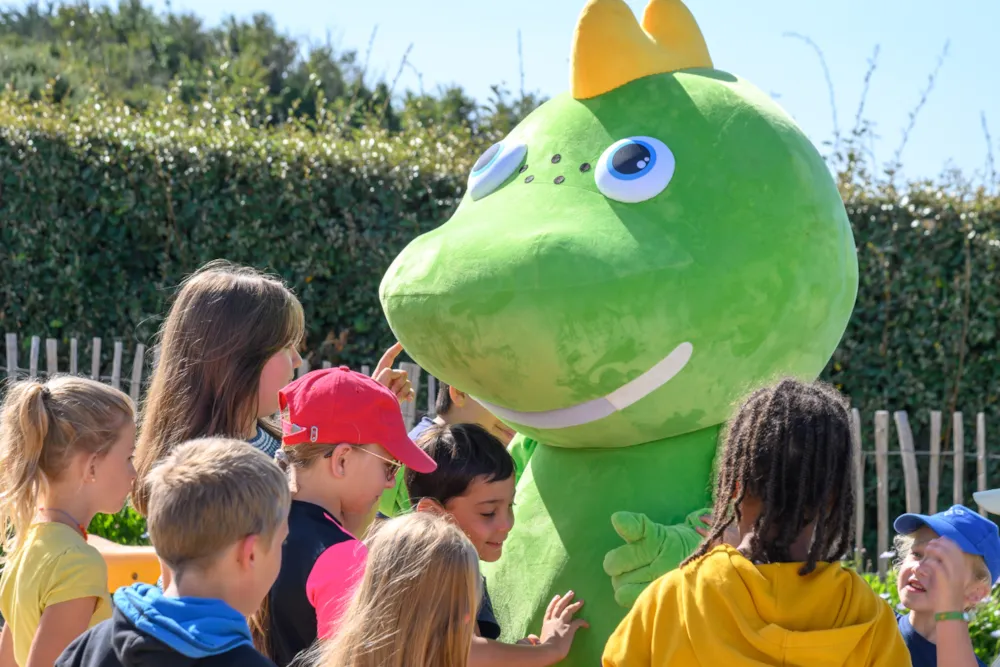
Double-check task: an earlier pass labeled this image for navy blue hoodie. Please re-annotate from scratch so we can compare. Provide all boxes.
[56,583,274,667]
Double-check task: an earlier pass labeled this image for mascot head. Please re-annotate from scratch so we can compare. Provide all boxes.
[380,0,858,448]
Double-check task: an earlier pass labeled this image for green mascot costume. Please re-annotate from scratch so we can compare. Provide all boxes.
[379,0,859,663]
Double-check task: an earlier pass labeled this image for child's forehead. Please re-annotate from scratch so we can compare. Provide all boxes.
[910,525,940,545]
[461,474,516,501]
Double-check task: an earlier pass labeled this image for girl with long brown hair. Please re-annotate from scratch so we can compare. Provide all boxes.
[132,260,307,517]
[132,260,414,519]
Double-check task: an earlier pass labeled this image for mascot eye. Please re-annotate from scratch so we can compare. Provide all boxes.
[595,136,675,203]
[468,140,527,201]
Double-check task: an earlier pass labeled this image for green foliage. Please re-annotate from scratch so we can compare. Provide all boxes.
[863,571,1000,663]
[0,0,545,135]
[89,507,149,546]
[821,184,1000,557]
[0,92,483,373]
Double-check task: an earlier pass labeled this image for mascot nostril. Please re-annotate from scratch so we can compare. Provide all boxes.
[378,0,858,664]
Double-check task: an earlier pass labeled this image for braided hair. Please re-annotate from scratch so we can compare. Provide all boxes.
[683,378,855,575]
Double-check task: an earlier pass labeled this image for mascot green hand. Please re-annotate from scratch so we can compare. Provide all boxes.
[379,0,859,664]
[605,509,710,607]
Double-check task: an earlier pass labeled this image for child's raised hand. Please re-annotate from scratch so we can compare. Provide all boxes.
[537,591,588,662]
[372,342,415,403]
[918,536,970,613]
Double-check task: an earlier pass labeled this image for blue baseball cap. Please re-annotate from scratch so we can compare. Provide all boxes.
[894,504,1000,584]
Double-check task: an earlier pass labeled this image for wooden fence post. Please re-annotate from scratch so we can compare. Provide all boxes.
[69,338,79,375]
[875,411,890,580]
[91,338,102,380]
[129,344,146,404]
[399,362,422,430]
[111,341,123,390]
[929,411,942,514]
[894,411,921,513]
[954,412,965,506]
[977,413,987,516]
[427,375,438,418]
[851,408,864,564]
[6,333,17,381]
[28,336,40,379]
[46,338,58,377]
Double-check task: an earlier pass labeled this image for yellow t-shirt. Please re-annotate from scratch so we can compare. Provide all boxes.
[0,523,111,667]
[603,545,912,667]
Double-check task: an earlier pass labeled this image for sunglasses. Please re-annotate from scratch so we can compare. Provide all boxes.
[326,445,401,482]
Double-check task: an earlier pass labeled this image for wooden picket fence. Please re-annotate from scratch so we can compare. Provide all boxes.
[851,408,998,579]
[4,334,996,578]
[1,333,439,430]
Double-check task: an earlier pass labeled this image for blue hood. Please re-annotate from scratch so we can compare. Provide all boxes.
[113,583,254,659]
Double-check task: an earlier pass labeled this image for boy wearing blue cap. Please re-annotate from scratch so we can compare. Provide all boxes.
[893,504,1000,667]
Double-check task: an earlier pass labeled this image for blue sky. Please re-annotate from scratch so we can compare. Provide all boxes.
[143,0,997,182]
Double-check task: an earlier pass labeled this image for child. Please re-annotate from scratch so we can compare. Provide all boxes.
[318,512,481,667]
[893,504,1000,667]
[133,260,306,516]
[602,378,911,667]
[0,377,135,667]
[56,437,290,667]
[408,383,516,446]
[379,383,514,518]
[133,260,411,536]
[406,423,588,667]
[251,367,437,667]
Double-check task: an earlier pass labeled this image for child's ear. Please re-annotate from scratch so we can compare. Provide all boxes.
[327,444,353,478]
[237,534,260,571]
[449,385,466,408]
[415,498,447,515]
[84,453,99,483]
[967,579,991,610]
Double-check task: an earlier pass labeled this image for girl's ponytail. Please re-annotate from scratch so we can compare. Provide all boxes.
[0,376,134,561]
[0,382,52,559]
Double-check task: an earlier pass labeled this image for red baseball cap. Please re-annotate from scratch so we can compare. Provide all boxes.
[278,366,437,474]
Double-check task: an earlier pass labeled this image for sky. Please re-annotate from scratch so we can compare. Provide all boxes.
[140,0,1000,182]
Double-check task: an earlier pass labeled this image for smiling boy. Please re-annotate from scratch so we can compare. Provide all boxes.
[893,505,1000,667]
[406,423,587,667]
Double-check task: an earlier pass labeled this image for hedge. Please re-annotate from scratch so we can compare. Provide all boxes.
[2,94,1000,556]
[0,93,481,372]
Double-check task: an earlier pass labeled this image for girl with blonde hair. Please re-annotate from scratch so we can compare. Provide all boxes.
[0,376,136,667]
[320,512,481,667]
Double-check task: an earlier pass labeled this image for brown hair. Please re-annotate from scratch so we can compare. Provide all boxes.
[317,512,480,667]
[133,260,304,515]
[144,437,290,577]
[0,376,134,560]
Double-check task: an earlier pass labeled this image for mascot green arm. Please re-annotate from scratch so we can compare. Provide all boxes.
[379,0,858,663]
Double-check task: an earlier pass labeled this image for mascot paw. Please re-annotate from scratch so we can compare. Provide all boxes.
[603,510,706,608]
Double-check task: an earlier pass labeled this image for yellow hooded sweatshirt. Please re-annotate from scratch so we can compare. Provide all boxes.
[603,546,912,667]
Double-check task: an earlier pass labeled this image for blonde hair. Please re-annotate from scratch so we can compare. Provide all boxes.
[144,437,290,575]
[894,532,992,609]
[274,443,339,492]
[133,260,304,516]
[318,512,480,667]
[0,376,134,561]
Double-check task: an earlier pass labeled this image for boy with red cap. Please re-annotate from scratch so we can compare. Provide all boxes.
[249,367,437,667]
